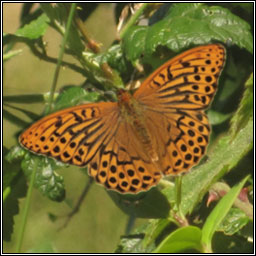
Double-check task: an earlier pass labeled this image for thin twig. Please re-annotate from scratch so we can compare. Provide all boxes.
[59,176,94,230]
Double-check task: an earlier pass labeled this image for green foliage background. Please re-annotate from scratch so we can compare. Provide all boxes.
[3,3,253,253]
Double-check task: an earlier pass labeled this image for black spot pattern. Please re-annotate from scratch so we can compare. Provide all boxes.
[102,161,108,168]
[40,136,45,142]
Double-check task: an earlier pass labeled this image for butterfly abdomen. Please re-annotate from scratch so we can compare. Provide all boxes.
[132,118,159,162]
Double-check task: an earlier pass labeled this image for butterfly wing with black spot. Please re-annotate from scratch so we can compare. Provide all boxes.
[19,102,161,194]
[19,102,120,166]
[88,117,162,194]
[134,44,226,175]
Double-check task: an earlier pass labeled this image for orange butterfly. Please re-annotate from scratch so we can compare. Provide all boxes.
[19,44,226,194]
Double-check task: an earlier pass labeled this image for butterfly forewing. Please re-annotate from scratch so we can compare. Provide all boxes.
[134,44,226,110]
[19,102,119,166]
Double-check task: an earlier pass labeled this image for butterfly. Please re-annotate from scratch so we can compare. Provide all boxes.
[19,44,226,194]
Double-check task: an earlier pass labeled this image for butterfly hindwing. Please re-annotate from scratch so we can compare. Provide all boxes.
[89,120,162,193]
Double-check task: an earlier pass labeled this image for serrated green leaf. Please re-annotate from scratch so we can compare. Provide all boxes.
[122,3,253,61]
[116,233,152,253]
[54,86,100,111]
[15,13,49,39]
[153,226,202,253]
[201,175,249,252]
[5,146,25,164]
[21,154,66,201]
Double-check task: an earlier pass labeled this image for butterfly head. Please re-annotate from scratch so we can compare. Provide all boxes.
[117,89,132,104]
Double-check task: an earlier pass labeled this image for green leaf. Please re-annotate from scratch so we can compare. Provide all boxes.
[116,233,152,253]
[116,219,170,253]
[40,3,66,22]
[15,13,49,39]
[54,86,100,111]
[142,219,172,248]
[21,154,66,201]
[5,146,25,165]
[66,22,85,56]
[153,226,202,253]
[3,146,23,194]
[3,172,27,241]
[207,109,233,125]
[217,208,250,235]
[82,52,125,90]
[108,188,170,219]
[41,3,84,55]
[97,44,133,82]
[122,26,147,61]
[122,3,253,61]
[201,175,249,252]
[230,73,253,136]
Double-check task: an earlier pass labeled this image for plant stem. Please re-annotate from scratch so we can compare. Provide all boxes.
[175,175,182,213]
[46,3,77,114]
[175,175,188,226]
[61,176,94,229]
[119,3,149,39]
[16,158,38,253]
[125,214,136,235]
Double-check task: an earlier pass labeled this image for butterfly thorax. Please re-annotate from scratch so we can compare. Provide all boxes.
[117,90,159,162]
